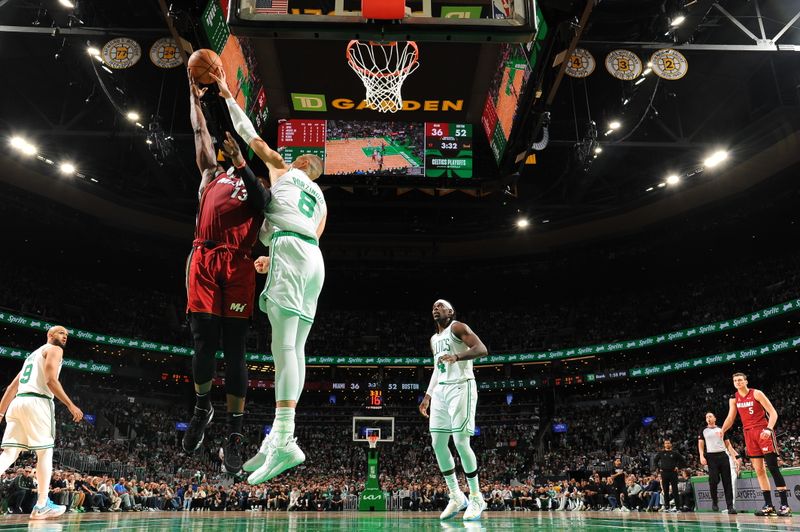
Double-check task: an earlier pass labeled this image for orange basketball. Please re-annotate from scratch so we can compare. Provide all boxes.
[187,49,222,85]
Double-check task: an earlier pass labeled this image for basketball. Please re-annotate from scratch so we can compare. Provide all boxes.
[187,49,222,85]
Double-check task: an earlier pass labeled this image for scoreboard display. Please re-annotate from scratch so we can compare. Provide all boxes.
[277,119,326,164]
[424,123,473,178]
[276,119,473,179]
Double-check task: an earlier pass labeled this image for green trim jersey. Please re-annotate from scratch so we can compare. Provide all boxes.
[430,321,473,384]
[259,168,327,245]
[18,344,59,399]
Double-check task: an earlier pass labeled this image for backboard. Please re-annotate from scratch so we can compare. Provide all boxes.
[227,0,539,43]
[352,416,395,443]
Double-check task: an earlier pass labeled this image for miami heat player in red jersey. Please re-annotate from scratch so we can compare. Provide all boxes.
[182,79,272,475]
[721,372,791,517]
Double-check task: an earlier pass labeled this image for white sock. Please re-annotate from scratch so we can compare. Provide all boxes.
[443,472,460,498]
[271,407,295,446]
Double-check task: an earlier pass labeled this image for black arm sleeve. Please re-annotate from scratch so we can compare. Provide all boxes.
[238,163,272,211]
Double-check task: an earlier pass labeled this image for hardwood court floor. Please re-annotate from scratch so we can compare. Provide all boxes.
[3,510,797,531]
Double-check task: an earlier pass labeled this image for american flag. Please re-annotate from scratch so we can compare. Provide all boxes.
[254,0,289,14]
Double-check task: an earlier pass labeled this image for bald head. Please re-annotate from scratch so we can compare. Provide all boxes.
[47,326,68,348]
[294,154,324,180]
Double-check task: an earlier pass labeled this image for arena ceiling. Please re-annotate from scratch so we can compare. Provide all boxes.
[0,0,799,248]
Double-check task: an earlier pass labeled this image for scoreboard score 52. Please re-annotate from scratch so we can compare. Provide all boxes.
[425,123,473,178]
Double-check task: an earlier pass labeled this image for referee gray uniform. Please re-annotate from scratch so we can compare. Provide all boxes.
[699,426,736,511]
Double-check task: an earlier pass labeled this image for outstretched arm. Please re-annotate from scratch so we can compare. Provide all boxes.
[189,80,221,196]
[222,131,271,211]
[209,69,288,176]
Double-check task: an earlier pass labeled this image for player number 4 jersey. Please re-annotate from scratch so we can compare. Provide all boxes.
[430,321,474,385]
[261,168,327,243]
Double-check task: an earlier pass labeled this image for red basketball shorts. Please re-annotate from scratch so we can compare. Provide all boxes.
[186,245,255,318]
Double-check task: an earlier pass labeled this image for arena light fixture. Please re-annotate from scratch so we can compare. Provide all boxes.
[670,14,686,27]
[657,182,666,188]
[608,120,621,130]
[59,0,75,8]
[703,150,729,168]
[86,46,100,56]
[642,68,652,76]
[9,136,37,156]
[646,186,654,192]
[516,218,530,229]
[594,146,603,154]
[126,111,140,122]
[59,162,76,175]
[635,77,646,86]
[666,174,680,186]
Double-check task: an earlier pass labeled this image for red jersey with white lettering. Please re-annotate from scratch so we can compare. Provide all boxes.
[734,388,768,430]
[195,170,262,249]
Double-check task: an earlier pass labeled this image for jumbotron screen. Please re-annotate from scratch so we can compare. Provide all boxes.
[276,119,473,178]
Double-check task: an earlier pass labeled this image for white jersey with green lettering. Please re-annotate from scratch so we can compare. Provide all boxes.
[430,321,473,385]
[18,344,59,399]
[260,168,326,243]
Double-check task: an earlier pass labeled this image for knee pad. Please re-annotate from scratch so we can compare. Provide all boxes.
[191,314,221,384]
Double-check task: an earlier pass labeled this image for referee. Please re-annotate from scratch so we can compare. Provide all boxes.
[698,412,740,513]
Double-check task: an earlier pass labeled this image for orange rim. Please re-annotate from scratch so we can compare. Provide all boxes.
[346,40,419,79]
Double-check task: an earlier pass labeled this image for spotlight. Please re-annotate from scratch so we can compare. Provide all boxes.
[635,78,646,86]
[9,136,37,156]
[86,46,100,56]
[666,174,680,186]
[670,15,686,27]
[608,120,621,130]
[657,182,666,188]
[59,162,76,175]
[703,150,729,168]
[58,0,75,7]
[594,147,602,154]
[516,218,530,229]
[646,186,654,192]
[642,68,652,76]
[126,111,140,121]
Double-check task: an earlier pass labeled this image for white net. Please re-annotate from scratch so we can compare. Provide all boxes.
[346,40,420,113]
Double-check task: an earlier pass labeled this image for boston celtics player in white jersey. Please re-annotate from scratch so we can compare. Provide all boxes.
[209,68,327,484]
[0,326,83,520]
[419,300,488,521]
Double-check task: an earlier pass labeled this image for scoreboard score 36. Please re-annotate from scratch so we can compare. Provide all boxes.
[424,122,473,178]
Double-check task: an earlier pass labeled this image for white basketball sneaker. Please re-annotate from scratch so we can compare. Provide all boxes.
[243,432,274,472]
[463,494,487,521]
[30,499,66,520]
[247,437,305,485]
[440,491,468,520]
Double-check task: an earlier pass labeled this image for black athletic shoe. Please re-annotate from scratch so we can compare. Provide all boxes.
[726,507,737,515]
[182,405,214,452]
[712,503,719,512]
[223,432,244,473]
[755,505,777,517]
[778,505,792,517]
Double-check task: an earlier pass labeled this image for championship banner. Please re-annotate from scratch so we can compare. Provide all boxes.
[649,49,689,80]
[692,469,800,512]
[605,49,642,80]
[149,38,183,69]
[101,38,142,69]
[565,48,595,78]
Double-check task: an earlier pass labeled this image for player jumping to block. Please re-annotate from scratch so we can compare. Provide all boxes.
[721,372,791,517]
[0,326,83,520]
[209,69,327,485]
[419,299,488,521]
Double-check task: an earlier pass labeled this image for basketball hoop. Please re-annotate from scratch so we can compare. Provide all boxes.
[346,40,419,113]
[367,434,379,449]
